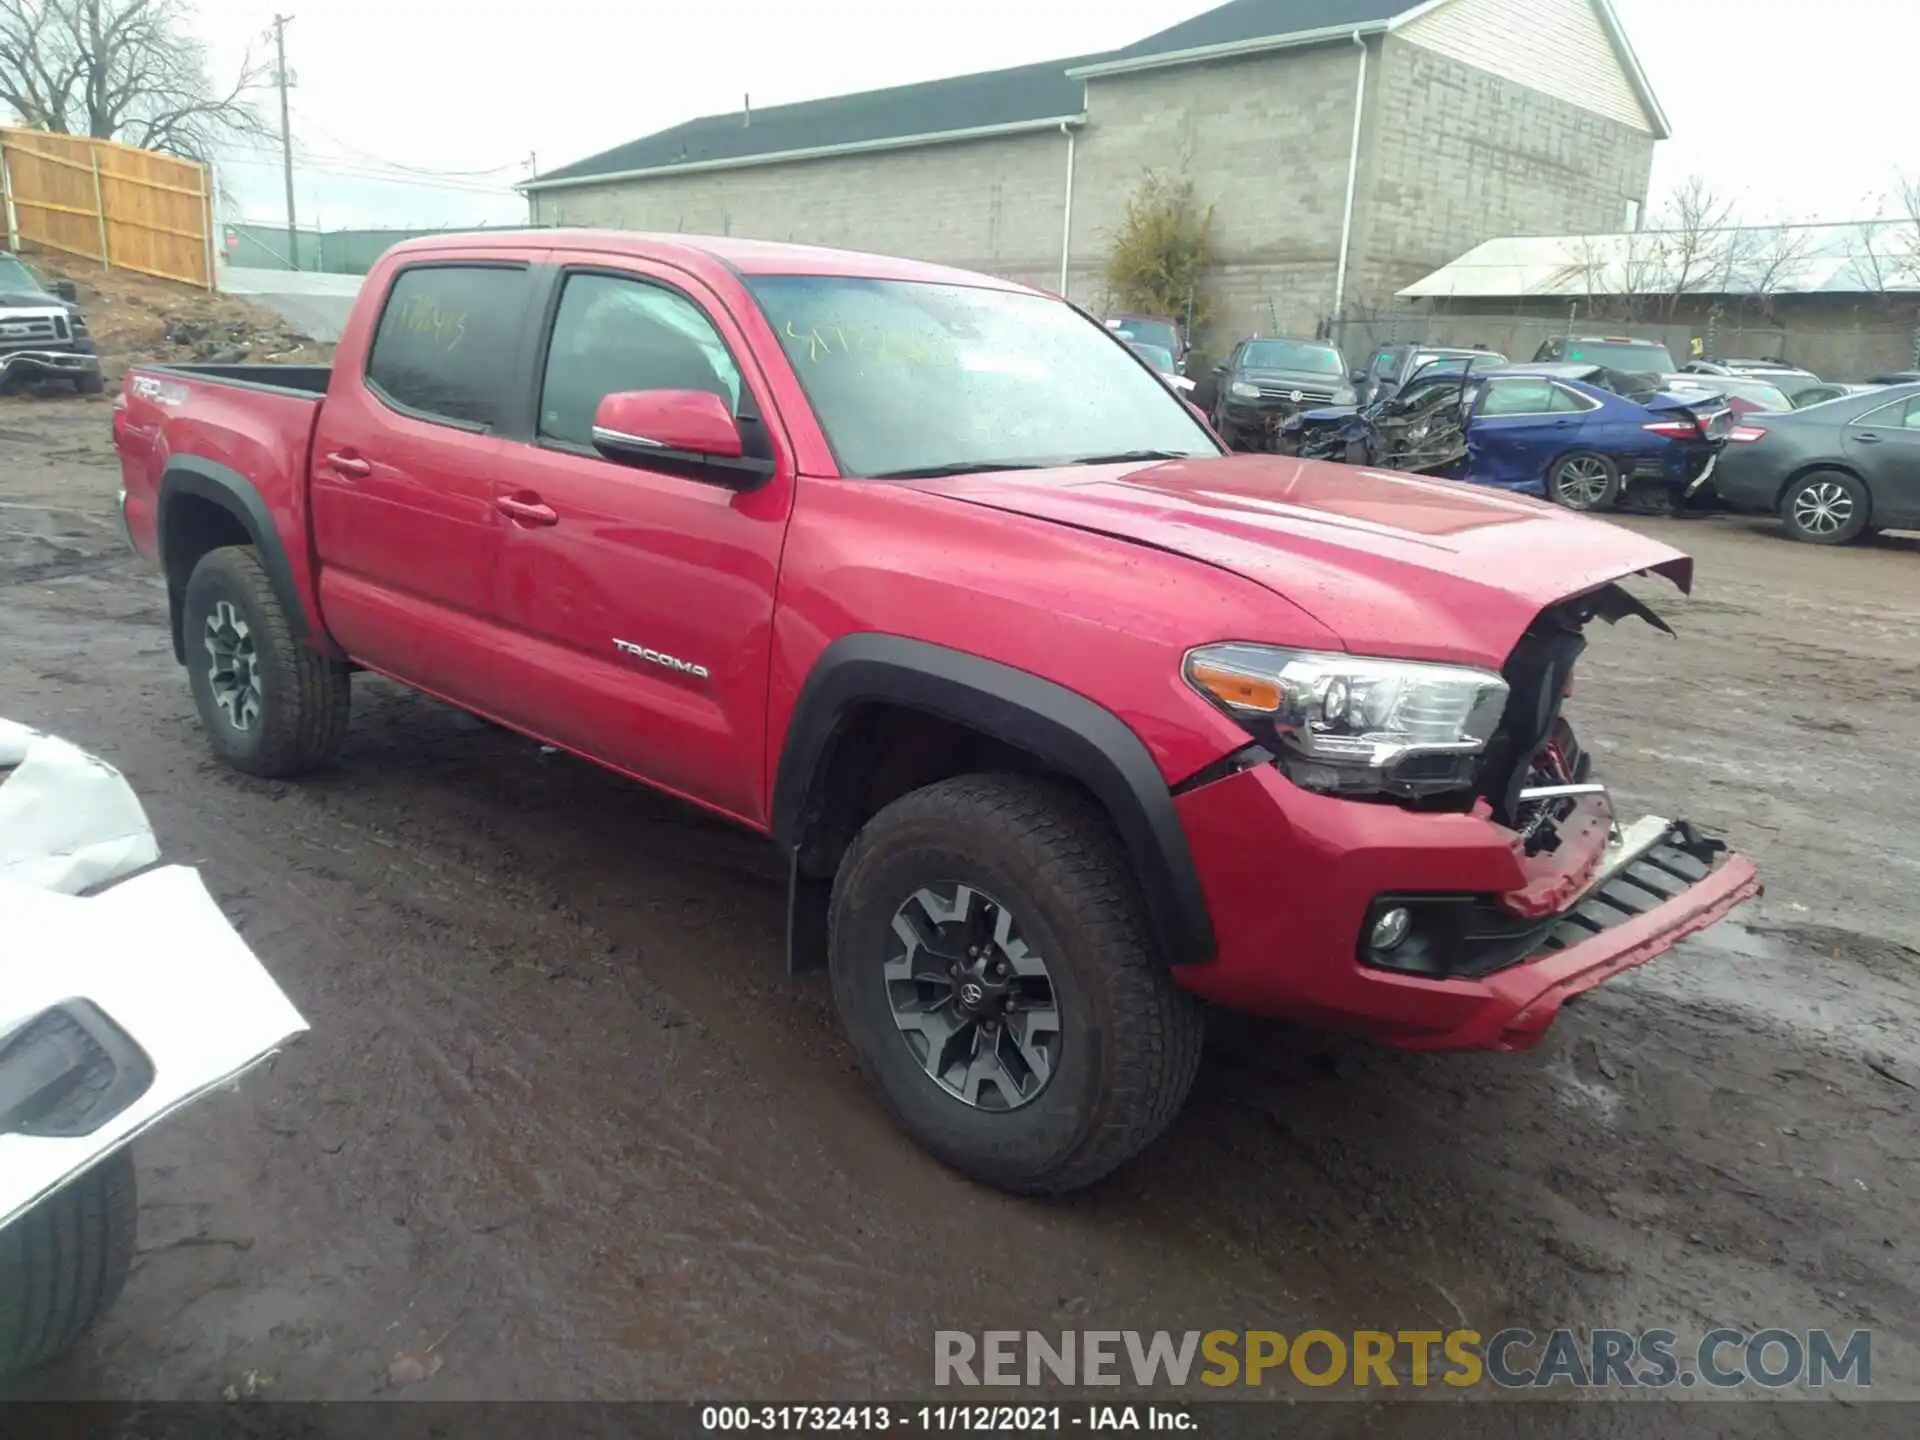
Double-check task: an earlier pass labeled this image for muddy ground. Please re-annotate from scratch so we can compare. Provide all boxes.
[2,393,1917,1425]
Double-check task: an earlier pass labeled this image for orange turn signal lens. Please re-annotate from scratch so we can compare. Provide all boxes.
[1189,662,1283,713]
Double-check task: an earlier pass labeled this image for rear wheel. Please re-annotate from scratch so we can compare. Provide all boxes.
[1780,470,1869,545]
[827,774,1204,1195]
[1547,452,1621,511]
[74,371,105,396]
[183,545,351,777]
[0,1148,136,1381]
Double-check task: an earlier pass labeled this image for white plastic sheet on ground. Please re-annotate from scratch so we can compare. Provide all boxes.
[0,717,307,1231]
[0,717,160,892]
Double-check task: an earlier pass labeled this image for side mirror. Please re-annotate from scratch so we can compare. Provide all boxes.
[1349,369,1367,385]
[590,389,770,485]
[50,279,79,302]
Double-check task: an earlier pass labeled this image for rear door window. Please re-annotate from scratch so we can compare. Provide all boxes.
[1855,394,1920,429]
[1547,385,1592,413]
[364,264,533,429]
[1479,379,1556,417]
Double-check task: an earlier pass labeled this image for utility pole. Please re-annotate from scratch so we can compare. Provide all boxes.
[271,14,296,269]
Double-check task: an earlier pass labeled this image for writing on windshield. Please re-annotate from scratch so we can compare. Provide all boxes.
[747,275,1216,478]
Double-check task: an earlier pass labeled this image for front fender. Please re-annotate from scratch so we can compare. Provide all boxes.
[772,634,1216,970]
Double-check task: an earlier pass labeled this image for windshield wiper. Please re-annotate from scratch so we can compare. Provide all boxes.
[867,461,1048,480]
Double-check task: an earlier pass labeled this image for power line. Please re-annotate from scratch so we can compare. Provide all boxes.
[287,104,527,179]
[216,151,520,197]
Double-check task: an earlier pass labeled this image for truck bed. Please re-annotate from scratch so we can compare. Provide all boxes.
[140,362,332,397]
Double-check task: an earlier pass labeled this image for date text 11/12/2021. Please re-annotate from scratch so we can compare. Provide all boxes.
[699,1405,1193,1432]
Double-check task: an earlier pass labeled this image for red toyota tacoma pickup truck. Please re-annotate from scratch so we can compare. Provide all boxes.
[112,231,1759,1193]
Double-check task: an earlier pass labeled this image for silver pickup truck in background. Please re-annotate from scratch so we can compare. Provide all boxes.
[0,250,103,394]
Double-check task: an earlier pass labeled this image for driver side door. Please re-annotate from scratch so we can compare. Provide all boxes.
[488,260,797,824]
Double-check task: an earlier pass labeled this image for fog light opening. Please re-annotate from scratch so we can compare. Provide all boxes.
[1370,906,1412,953]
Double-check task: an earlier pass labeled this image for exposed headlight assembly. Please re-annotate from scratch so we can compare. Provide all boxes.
[1185,643,1510,799]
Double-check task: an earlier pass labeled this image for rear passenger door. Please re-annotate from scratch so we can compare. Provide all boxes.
[487,259,796,824]
[1466,378,1576,488]
[310,256,542,705]
[1843,392,1920,526]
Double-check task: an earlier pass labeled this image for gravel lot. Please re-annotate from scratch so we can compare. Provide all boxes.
[3,393,1917,1423]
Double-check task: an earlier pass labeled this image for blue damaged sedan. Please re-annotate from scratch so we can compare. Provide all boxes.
[1462,364,1733,513]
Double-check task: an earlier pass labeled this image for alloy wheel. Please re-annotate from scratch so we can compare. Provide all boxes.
[1792,480,1853,537]
[203,599,262,730]
[1555,456,1613,508]
[883,883,1061,1111]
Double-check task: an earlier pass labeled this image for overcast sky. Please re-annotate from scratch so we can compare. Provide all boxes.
[195,0,1911,236]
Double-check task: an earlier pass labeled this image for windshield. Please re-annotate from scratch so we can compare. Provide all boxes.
[1108,317,1179,353]
[1127,340,1176,374]
[747,275,1218,478]
[1563,340,1677,372]
[0,255,48,296]
[1241,340,1345,375]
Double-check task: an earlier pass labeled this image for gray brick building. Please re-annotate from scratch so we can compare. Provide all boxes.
[522,0,1668,352]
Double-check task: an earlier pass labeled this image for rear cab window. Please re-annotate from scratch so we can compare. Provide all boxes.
[364,264,533,429]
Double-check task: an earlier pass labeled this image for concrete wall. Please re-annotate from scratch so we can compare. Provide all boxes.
[529,129,1074,288]
[1385,294,1920,383]
[1396,0,1654,134]
[1067,44,1363,345]
[1348,36,1656,315]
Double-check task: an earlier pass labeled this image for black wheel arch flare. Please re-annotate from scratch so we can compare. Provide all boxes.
[772,634,1217,974]
[155,456,314,664]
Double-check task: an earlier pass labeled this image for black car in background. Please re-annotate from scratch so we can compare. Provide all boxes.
[1713,383,1920,543]
[1208,337,1353,449]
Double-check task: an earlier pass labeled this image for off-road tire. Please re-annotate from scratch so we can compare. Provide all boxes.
[74,371,105,396]
[1780,470,1870,546]
[828,774,1205,1195]
[183,545,350,777]
[1547,451,1622,512]
[0,1148,136,1381]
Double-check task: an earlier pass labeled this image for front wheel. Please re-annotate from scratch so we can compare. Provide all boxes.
[1547,452,1622,511]
[828,775,1205,1195]
[0,1148,136,1381]
[1781,470,1869,545]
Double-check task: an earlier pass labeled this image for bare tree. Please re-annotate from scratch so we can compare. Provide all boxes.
[1745,225,1815,299]
[1894,172,1920,286]
[0,0,268,160]
[1655,174,1738,312]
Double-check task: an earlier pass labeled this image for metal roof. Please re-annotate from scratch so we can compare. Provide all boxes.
[1399,222,1920,300]
[528,0,1665,190]
[527,2,1428,191]
[528,56,1094,190]
[1076,0,1417,70]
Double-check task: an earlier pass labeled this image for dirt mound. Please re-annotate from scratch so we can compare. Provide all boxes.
[38,257,335,379]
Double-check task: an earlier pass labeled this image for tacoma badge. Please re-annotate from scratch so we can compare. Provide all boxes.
[612,639,710,679]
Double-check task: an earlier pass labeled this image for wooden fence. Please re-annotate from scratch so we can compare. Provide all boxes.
[0,128,214,289]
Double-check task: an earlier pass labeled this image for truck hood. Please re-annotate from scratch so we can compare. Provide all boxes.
[910,455,1693,668]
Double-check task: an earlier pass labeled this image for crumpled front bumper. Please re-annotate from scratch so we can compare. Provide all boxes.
[1400,817,1761,1051]
[1170,762,1761,1051]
